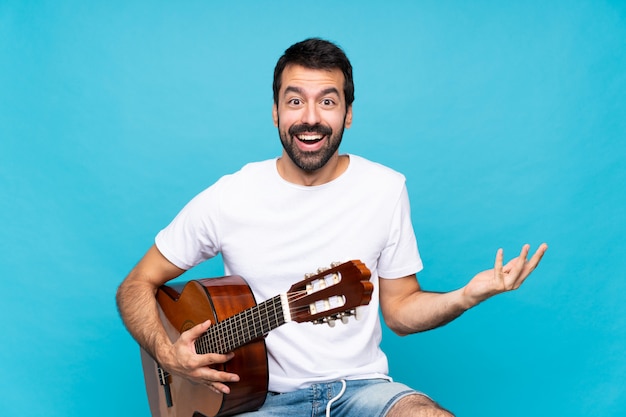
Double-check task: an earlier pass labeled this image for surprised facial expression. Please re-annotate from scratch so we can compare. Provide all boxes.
[273,65,353,173]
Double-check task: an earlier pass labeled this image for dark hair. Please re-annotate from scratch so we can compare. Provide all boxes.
[273,38,354,107]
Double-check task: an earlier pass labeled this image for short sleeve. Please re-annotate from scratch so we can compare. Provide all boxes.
[376,184,423,279]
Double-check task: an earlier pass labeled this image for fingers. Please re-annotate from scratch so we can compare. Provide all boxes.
[515,243,547,275]
[193,365,240,394]
[528,243,548,268]
[494,248,504,275]
[176,349,240,393]
[179,319,212,343]
[504,243,547,289]
[468,243,547,304]
[509,245,530,288]
[179,320,237,366]
[170,319,240,393]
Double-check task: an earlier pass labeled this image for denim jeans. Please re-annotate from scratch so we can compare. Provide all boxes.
[235,378,419,417]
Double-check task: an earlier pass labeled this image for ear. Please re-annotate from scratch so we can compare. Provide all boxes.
[344,105,353,129]
[272,103,279,127]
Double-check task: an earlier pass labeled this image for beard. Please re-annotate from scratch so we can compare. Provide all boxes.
[277,117,346,173]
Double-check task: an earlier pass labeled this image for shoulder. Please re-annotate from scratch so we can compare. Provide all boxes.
[225,159,276,179]
[185,159,277,206]
[210,159,277,188]
[349,154,405,179]
[346,154,407,188]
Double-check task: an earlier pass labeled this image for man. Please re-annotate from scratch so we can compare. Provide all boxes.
[117,38,547,417]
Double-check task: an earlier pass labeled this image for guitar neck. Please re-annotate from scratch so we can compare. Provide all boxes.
[195,294,288,354]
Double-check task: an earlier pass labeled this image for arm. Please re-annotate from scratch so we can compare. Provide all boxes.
[380,243,548,336]
[116,245,239,394]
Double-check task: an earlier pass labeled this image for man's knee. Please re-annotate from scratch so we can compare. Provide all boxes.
[386,394,455,417]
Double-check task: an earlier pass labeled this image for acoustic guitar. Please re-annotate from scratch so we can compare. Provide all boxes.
[141,260,373,417]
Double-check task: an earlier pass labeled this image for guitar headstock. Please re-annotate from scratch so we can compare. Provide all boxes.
[286,260,373,326]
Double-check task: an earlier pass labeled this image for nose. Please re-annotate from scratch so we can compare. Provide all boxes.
[301,103,321,126]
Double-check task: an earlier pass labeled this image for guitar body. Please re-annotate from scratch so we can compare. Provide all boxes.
[141,276,269,417]
[139,260,373,417]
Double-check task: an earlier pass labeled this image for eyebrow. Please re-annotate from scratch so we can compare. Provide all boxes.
[283,86,341,98]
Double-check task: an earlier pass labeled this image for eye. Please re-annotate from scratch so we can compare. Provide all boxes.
[288,98,302,106]
[321,98,335,106]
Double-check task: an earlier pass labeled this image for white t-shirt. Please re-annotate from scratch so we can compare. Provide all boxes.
[155,154,423,392]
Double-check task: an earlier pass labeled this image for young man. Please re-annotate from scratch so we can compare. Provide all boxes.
[117,38,547,417]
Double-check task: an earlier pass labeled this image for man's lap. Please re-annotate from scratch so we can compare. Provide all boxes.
[236,379,420,417]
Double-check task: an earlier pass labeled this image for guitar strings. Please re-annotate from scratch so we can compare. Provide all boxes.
[195,295,287,354]
[285,290,347,313]
[193,286,352,354]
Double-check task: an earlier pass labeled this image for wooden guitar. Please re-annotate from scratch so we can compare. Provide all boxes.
[141,260,373,417]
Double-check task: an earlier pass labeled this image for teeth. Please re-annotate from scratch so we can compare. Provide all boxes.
[298,134,323,142]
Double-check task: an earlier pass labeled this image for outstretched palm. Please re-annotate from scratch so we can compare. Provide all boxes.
[463,243,548,308]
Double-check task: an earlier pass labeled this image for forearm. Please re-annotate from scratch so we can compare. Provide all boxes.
[385,288,472,336]
[381,244,548,336]
[116,277,172,362]
[116,245,187,363]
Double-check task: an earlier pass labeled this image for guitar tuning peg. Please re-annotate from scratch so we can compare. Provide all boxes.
[330,261,342,267]
[341,315,349,324]
[354,307,364,321]
[327,318,336,328]
[317,266,330,273]
[304,273,315,279]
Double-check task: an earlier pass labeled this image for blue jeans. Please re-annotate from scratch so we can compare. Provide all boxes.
[236,379,419,417]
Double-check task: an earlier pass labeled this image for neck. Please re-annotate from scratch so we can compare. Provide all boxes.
[277,153,349,186]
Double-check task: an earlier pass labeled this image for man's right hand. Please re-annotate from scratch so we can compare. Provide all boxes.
[161,319,241,395]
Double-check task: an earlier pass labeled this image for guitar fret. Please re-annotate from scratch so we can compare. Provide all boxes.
[273,298,282,330]
[260,301,268,336]
[244,308,252,341]
[231,314,239,352]
[221,318,230,353]
[194,295,287,355]
[231,313,240,350]
[226,316,234,352]
[196,334,205,354]
[255,303,264,337]
[210,327,217,353]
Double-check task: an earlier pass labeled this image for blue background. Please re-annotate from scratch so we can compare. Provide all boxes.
[2,1,625,416]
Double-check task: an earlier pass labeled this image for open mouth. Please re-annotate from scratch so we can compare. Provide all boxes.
[289,124,332,146]
[296,133,325,144]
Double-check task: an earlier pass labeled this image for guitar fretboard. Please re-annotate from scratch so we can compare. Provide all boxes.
[194,294,287,354]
